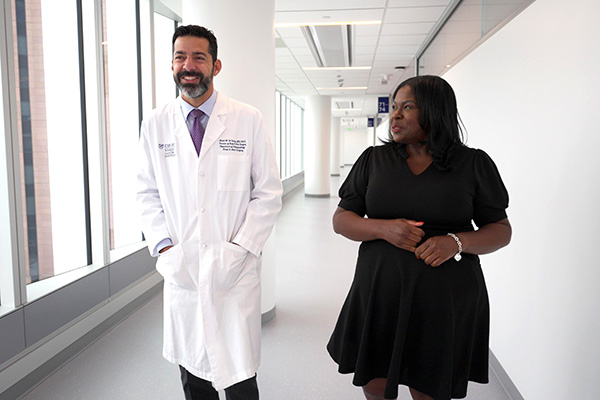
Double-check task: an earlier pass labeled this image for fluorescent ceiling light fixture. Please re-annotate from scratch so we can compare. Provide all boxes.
[317,86,367,90]
[275,20,381,28]
[303,66,371,71]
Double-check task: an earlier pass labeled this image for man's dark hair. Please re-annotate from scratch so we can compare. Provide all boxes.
[388,75,465,169]
[172,25,218,63]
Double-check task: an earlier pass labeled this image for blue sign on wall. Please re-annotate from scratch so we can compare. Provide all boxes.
[368,117,374,127]
[378,96,389,113]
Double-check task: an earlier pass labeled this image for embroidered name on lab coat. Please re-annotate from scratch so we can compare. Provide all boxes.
[219,139,247,153]
[159,143,176,158]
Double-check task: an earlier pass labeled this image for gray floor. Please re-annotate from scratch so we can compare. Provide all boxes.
[20,175,512,400]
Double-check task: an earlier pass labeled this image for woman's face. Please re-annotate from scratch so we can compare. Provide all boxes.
[390,85,428,145]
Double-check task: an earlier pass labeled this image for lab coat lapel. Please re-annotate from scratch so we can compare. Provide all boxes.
[170,98,186,137]
[198,93,228,162]
[168,98,200,160]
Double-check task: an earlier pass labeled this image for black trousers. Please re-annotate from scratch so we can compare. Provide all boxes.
[179,366,259,400]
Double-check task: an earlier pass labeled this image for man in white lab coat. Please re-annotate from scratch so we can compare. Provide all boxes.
[137,25,282,400]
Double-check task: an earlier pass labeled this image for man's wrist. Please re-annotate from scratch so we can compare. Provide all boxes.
[159,245,173,254]
[156,238,173,255]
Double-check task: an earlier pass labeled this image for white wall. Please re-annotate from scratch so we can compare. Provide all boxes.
[443,0,600,398]
[342,128,370,165]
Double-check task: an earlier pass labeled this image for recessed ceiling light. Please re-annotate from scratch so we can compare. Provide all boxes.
[303,66,371,71]
[316,87,367,90]
[275,20,381,28]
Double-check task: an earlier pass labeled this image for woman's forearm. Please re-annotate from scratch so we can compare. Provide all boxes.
[454,218,512,255]
[333,207,383,241]
[332,207,426,252]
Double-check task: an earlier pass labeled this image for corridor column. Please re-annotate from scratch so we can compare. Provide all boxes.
[304,95,331,197]
[330,117,341,177]
[181,0,278,322]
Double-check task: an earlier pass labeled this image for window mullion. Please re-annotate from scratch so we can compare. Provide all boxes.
[76,0,93,266]
[84,0,111,267]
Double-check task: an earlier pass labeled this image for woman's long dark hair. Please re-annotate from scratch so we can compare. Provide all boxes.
[387,75,465,170]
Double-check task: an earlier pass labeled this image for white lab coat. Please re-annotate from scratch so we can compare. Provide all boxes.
[136,92,282,390]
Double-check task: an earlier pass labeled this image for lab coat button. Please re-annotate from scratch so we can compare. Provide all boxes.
[200,208,205,213]
[199,171,204,177]
[201,243,207,249]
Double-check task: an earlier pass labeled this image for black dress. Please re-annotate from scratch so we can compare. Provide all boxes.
[327,143,509,400]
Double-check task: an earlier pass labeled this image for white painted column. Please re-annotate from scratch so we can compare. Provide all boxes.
[369,118,377,146]
[181,1,275,132]
[304,95,331,196]
[181,0,278,322]
[330,117,341,176]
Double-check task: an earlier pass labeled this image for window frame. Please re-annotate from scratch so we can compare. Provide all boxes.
[0,0,27,311]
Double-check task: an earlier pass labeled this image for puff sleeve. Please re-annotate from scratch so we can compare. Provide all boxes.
[338,147,374,217]
[472,149,509,228]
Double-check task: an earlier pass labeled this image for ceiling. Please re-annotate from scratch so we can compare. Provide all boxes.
[274,0,456,120]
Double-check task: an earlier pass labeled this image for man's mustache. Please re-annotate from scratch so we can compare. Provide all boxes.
[177,71,204,81]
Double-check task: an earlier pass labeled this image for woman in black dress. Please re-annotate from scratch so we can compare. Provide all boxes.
[327,75,512,400]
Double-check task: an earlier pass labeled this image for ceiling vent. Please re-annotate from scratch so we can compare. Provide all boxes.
[336,101,353,109]
[301,25,354,67]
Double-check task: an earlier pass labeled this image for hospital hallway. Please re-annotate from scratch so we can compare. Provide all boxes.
[19,175,512,400]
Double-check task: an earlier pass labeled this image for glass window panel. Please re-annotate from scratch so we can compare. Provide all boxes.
[288,102,293,177]
[293,105,303,175]
[281,97,287,179]
[154,13,177,107]
[1,50,12,306]
[288,101,296,176]
[275,91,281,176]
[275,92,304,179]
[11,0,88,286]
[294,107,298,175]
[300,108,304,172]
[139,0,153,120]
[102,0,142,252]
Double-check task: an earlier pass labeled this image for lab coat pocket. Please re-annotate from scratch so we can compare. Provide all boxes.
[217,155,251,191]
[217,241,250,290]
[155,244,196,290]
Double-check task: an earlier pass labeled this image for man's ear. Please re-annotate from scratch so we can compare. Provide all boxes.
[213,59,222,76]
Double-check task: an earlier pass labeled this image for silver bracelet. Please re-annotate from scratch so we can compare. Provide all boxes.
[447,233,462,261]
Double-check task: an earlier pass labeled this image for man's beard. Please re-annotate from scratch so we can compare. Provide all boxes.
[174,69,213,98]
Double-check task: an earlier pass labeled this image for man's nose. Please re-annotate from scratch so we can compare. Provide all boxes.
[183,58,195,71]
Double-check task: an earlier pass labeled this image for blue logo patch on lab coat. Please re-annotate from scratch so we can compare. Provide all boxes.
[159,143,176,158]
